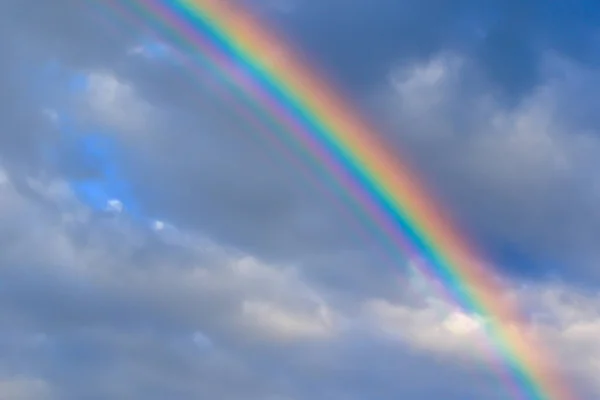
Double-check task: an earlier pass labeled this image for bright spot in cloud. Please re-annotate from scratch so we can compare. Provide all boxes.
[241,300,335,341]
[106,198,123,213]
[152,220,165,231]
[74,71,153,132]
[443,311,482,335]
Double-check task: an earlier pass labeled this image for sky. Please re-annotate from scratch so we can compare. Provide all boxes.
[1,0,600,399]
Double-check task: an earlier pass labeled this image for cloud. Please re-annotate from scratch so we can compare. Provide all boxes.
[267,0,600,99]
[0,157,598,398]
[521,284,600,394]
[373,51,600,281]
[76,70,155,132]
[360,281,600,399]
[0,165,337,398]
[240,300,335,341]
[1,0,600,398]
[362,297,488,360]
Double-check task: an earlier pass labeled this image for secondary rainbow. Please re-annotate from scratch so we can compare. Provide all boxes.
[107,0,575,398]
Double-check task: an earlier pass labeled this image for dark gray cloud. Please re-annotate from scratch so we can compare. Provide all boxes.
[369,53,600,283]
[265,0,600,100]
[0,174,539,399]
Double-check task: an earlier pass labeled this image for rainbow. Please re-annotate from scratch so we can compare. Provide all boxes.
[102,0,575,398]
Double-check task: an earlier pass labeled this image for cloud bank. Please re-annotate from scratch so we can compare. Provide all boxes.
[1,0,600,399]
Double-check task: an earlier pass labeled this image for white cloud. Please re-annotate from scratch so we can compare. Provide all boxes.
[0,164,337,342]
[388,54,460,117]
[78,71,155,132]
[363,271,600,396]
[362,297,489,361]
[443,311,482,335]
[2,154,600,397]
[240,300,335,341]
[152,220,165,231]
[4,17,600,396]
[519,284,600,392]
[375,51,600,274]
[106,198,123,213]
